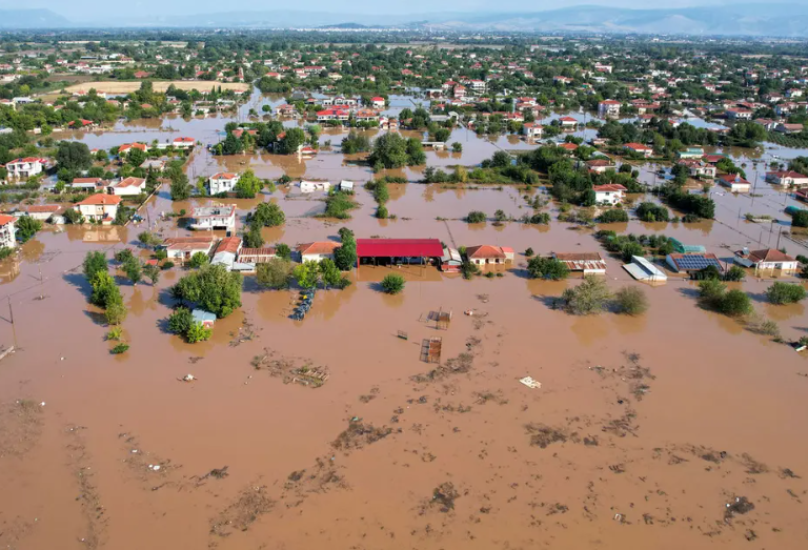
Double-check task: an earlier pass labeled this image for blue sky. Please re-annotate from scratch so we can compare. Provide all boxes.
[1,0,746,17]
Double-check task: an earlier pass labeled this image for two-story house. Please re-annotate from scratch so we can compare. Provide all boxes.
[74,194,122,224]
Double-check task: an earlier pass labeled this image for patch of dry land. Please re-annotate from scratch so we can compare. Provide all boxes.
[60,80,250,95]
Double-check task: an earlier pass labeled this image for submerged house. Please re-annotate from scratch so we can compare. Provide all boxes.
[208,173,240,195]
[189,205,236,230]
[623,255,667,282]
[552,252,607,275]
[734,248,799,273]
[297,241,341,263]
[440,247,463,272]
[163,236,216,263]
[465,245,515,266]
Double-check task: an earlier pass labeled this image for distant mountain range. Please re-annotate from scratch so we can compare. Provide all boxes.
[3,4,808,37]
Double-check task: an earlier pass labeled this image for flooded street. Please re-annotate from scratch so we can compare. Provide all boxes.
[2,95,808,550]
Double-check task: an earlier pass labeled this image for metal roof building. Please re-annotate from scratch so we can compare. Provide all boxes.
[356,239,444,259]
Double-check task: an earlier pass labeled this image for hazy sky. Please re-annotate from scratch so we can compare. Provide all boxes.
[0,0,746,17]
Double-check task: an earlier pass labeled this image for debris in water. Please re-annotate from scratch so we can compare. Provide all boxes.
[724,496,755,523]
[180,374,196,382]
[519,376,541,389]
[431,482,460,512]
[525,424,570,448]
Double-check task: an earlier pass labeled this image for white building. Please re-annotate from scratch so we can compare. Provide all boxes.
[189,205,236,230]
[297,241,340,262]
[209,173,240,195]
[593,184,627,205]
[598,100,621,117]
[108,177,146,197]
[734,248,799,273]
[522,122,544,139]
[0,215,17,249]
[173,137,195,149]
[4,157,43,180]
[163,236,217,263]
[75,194,121,224]
[300,180,331,193]
[338,180,354,192]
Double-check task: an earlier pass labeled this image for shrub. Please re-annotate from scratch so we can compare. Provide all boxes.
[162,260,175,270]
[598,209,629,223]
[376,205,389,219]
[380,274,405,294]
[766,282,807,305]
[106,326,123,341]
[620,241,645,263]
[561,275,612,315]
[167,307,193,335]
[186,322,212,343]
[718,289,752,317]
[526,256,570,280]
[256,258,294,289]
[792,210,808,228]
[111,343,129,354]
[724,265,746,282]
[614,286,648,315]
[525,247,534,257]
[636,202,670,222]
[697,278,727,307]
[466,211,486,223]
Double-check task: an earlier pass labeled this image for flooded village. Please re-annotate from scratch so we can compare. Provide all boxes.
[1,29,808,550]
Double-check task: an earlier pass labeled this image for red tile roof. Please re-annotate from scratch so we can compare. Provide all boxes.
[593,184,627,192]
[215,237,241,255]
[466,245,506,260]
[0,214,16,226]
[746,249,796,264]
[297,241,341,255]
[77,194,122,206]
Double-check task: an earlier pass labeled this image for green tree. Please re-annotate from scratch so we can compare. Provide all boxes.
[256,258,294,289]
[170,174,191,201]
[243,223,264,248]
[527,256,570,280]
[250,201,285,227]
[279,128,306,154]
[189,252,209,269]
[697,278,727,308]
[235,170,264,198]
[319,258,342,288]
[171,264,243,318]
[561,275,612,315]
[123,257,142,285]
[368,133,409,169]
[466,211,486,223]
[167,307,193,334]
[15,217,42,243]
[56,141,92,172]
[380,273,405,294]
[104,292,128,325]
[90,271,119,308]
[143,264,160,285]
[127,147,146,167]
[293,260,321,289]
[275,243,291,260]
[186,322,212,343]
[83,251,108,281]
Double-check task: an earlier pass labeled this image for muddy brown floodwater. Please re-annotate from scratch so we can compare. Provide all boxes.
[2,99,808,550]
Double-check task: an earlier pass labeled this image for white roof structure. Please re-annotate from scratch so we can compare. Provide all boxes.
[623,256,667,282]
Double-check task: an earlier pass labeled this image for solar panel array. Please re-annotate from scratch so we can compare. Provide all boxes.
[676,255,721,270]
